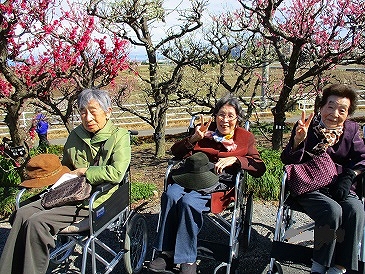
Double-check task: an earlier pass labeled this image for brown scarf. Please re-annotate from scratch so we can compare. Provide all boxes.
[312,114,343,154]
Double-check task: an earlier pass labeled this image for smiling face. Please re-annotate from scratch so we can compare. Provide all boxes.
[215,104,238,135]
[80,99,111,133]
[320,95,350,129]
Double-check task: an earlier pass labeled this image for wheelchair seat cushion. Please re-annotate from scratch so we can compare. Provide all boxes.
[59,218,89,233]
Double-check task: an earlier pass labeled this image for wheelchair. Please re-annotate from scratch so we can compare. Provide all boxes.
[152,117,254,274]
[14,130,148,274]
[267,170,365,274]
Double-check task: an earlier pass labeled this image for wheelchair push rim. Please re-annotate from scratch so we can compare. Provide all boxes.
[123,213,148,274]
[49,235,76,265]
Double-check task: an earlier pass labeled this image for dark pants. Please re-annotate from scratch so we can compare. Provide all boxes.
[295,191,364,270]
[154,183,211,264]
[0,199,89,274]
[38,133,49,148]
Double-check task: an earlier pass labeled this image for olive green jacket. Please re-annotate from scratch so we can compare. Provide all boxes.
[61,120,131,208]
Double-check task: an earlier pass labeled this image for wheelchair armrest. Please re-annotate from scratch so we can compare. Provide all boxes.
[94,182,114,193]
[88,182,117,209]
[88,172,130,210]
[164,158,184,191]
[168,157,182,165]
[16,187,48,209]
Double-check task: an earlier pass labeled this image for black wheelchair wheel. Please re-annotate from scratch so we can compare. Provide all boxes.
[49,235,76,265]
[124,213,148,274]
[242,191,253,249]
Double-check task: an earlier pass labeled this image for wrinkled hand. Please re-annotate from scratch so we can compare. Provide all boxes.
[215,157,238,174]
[329,168,357,202]
[190,114,212,143]
[69,168,87,177]
[293,111,314,149]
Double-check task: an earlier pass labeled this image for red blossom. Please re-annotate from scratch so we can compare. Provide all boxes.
[0,0,130,99]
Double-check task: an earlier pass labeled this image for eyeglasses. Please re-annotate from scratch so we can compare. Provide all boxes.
[216,113,237,121]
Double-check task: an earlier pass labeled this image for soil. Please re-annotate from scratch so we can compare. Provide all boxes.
[129,139,175,208]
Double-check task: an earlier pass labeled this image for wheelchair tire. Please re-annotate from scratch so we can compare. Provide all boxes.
[242,191,253,249]
[124,213,148,274]
[49,235,76,265]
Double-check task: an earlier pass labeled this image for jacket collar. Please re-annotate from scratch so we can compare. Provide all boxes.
[74,120,117,145]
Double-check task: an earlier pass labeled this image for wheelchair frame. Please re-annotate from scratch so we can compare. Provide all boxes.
[268,125,365,274]
[153,118,254,274]
[267,170,365,274]
[15,131,148,274]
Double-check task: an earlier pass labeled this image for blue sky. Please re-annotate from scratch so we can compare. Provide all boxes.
[129,0,242,61]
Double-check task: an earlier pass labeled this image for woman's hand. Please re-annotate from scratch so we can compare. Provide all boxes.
[189,114,212,143]
[293,110,314,150]
[215,156,238,174]
[69,168,87,177]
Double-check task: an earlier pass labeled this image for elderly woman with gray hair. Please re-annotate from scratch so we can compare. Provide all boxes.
[281,84,365,274]
[149,95,266,274]
[0,88,131,274]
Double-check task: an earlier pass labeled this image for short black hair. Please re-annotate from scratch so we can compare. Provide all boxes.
[318,84,357,115]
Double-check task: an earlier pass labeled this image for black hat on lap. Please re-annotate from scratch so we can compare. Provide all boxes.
[172,152,219,190]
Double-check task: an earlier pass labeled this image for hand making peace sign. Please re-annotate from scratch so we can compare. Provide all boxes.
[189,114,212,143]
[293,110,314,150]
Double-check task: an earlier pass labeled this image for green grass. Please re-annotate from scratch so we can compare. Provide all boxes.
[131,181,158,203]
[246,147,284,201]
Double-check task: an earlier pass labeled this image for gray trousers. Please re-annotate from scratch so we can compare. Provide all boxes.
[295,191,364,271]
[0,199,89,274]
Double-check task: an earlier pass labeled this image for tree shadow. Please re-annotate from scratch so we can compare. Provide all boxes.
[0,207,286,274]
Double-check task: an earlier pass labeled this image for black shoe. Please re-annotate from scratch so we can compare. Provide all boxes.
[149,254,175,273]
[179,262,197,274]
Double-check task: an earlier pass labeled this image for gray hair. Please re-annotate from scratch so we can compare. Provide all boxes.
[77,88,112,112]
[213,94,244,124]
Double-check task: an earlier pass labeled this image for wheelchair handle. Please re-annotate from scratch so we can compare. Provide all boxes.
[188,116,199,129]
[128,130,139,136]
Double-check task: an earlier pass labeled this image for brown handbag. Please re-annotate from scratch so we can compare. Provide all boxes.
[41,176,91,208]
[40,141,106,209]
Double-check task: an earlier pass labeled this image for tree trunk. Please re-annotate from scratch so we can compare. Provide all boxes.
[271,110,286,150]
[271,85,293,150]
[62,116,74,133]
[5,103,23,147]
[154,111,167,158]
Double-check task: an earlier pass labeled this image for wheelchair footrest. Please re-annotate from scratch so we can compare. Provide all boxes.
[270,241,313,266]
[197,239,231,263]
